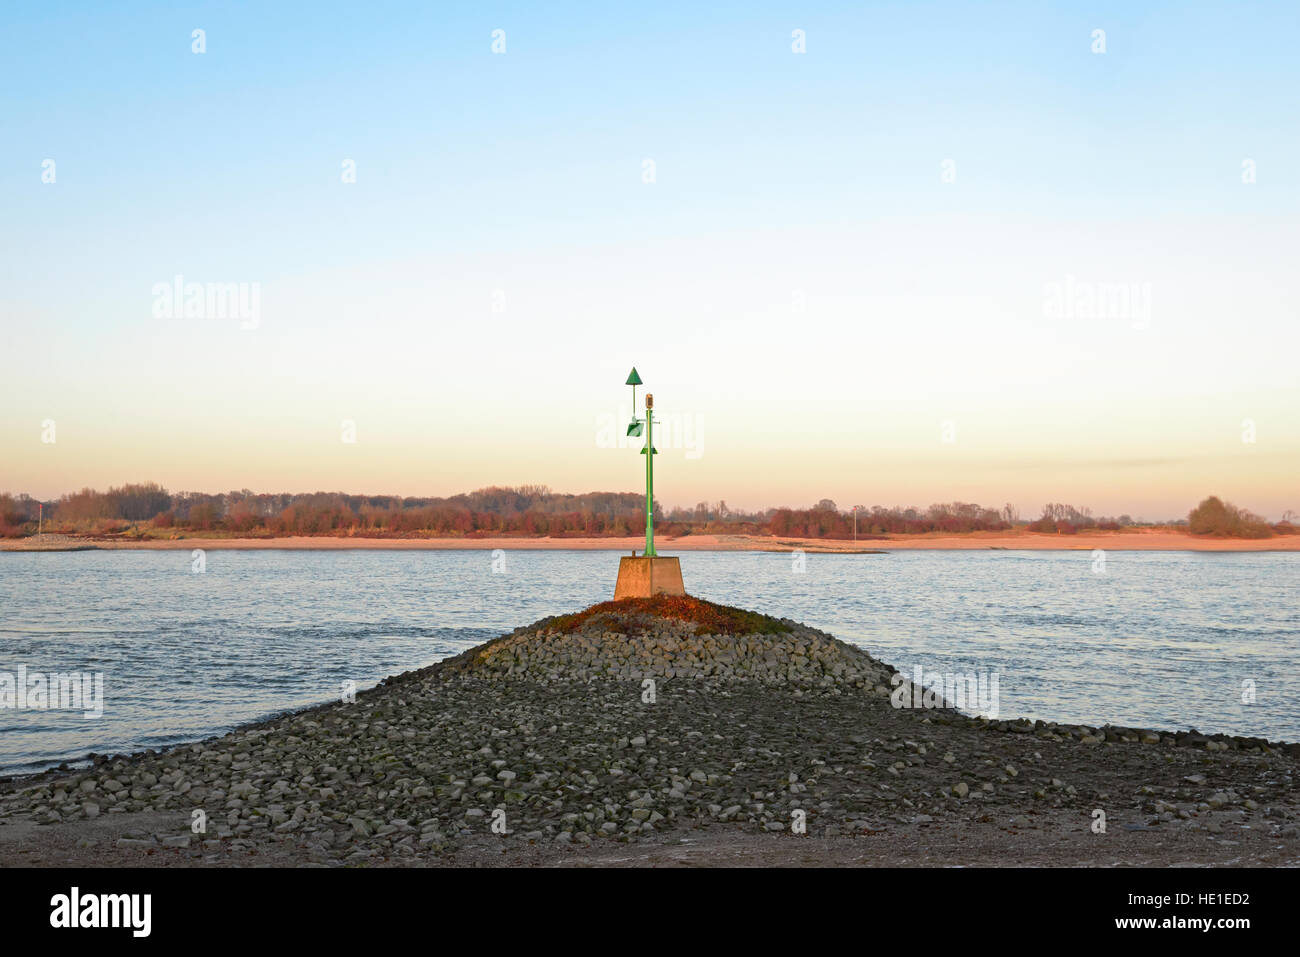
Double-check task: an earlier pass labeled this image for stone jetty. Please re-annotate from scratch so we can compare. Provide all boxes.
[1,596,1297,867]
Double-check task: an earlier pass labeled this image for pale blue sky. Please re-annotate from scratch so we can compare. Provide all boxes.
[3,1,1298,517]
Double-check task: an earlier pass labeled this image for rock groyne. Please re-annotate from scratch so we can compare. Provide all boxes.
[1,596,1296,867]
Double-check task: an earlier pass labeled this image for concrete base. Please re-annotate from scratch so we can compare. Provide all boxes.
[614,556,686,600]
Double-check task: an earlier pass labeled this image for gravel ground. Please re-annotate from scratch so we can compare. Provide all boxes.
[0,533,98,552]
[2,605,1297,867]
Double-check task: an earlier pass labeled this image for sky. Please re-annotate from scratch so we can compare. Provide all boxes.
[2,1,1298,520]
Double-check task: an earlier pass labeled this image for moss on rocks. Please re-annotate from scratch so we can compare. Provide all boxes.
[546,595,788,636]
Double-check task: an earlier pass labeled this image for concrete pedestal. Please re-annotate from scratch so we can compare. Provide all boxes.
[614,556,685,600]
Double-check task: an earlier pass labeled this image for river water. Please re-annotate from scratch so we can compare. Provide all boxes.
[1,548,1295,774]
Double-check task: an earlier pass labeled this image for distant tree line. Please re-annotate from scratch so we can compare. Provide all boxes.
[0,485,1295,540]
[1024,502,1131,534]
[0,484,652,538]
[765,502,1011,537]
[1186,496,1279,538]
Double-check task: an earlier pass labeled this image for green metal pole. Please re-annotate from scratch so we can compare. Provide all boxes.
[644,407,655,556]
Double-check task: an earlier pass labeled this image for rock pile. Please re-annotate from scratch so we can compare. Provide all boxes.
[1,596,1296,867]
[435,596,898,691]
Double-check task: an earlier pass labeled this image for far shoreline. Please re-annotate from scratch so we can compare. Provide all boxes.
[5,530,1299,552]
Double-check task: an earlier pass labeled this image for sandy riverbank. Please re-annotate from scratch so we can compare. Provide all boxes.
[6,530,1298,552]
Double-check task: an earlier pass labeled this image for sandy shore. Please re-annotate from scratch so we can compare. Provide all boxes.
[8,531,1298,552]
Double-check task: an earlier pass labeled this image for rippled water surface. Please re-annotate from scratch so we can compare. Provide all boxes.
[1,549,1296,774]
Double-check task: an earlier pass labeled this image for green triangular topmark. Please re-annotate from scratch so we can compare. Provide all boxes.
[625,367,642,386]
